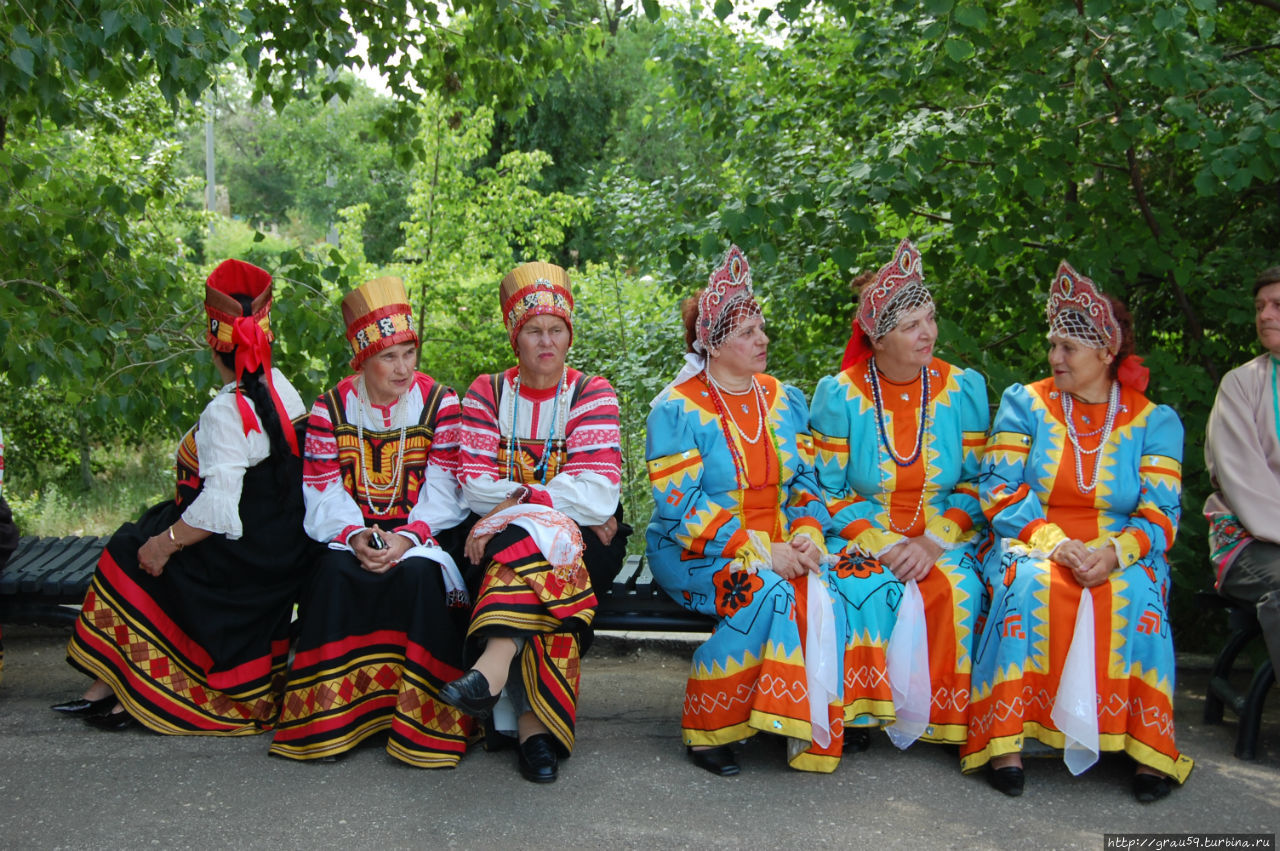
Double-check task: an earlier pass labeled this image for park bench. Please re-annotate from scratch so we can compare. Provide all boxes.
[0,536,713,633]
[1197,589,1276,760]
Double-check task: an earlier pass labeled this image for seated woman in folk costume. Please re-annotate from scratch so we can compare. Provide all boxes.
[645,246,848,776]
[437,261,630,784]
[962,261,1193,802]
[268,277,475,767]
[810,239,989,752]
[56,259,312,733]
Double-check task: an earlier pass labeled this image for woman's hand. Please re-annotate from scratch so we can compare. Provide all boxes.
[137,533,179,577]
[589,515,619,546]
[1051,539,1092,571]
[880,536,942,582]
[352,526,411,574]
[770,539,820,580]
[1072,545,1119,588]
[465,495,521,566]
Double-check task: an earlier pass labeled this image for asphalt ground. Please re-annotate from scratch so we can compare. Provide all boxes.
[0,625,1276,850]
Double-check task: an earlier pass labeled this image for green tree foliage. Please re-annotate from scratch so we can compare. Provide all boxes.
[397,97,592,390]
[604,0,1280,626]
[188,74,414,264]
[1,0,614,484]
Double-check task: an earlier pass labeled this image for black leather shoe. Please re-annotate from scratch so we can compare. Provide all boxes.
[51,695,116,717]
[986,764,1025,797]
[846,728,871,753]
[84,709,137,731]
[688,744,740,777]
[1132,772,1172,803]
[438,669,500,719]
[518,733,559,783]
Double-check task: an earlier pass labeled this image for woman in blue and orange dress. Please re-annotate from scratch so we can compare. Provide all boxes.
[962,261,1193,802]
[268,277,475,767]
[646,246,846,776]
[438,261,629,784]
[810,239,989,751]
[57,259,312,733]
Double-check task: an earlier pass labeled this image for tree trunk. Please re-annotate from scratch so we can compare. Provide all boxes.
[79,420,93,491]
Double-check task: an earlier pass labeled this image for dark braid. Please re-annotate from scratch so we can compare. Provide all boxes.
[217,295,293,462]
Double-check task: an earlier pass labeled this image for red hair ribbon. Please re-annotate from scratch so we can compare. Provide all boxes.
[840,323,874,371]
[1116,354,1149,393]
[229,316,300,456]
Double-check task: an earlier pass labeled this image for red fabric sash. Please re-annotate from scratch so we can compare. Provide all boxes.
[230,316,300,456]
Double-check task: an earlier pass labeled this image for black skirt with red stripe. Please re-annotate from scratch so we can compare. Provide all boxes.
[67,452,315,734]
[267,523,476,766]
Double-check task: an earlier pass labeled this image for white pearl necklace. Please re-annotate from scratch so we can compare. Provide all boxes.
[354,375,409,516]
[1061,380,1119,494]
[706,370,766,444]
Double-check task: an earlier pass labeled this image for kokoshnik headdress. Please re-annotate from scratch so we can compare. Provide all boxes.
[203,259,299,456]
[695,245,763,354]
[342,276,419,371]
[841,238,935,369]
[650,245,764,407]
[1046,260,1149,391]
[499,261,574,351]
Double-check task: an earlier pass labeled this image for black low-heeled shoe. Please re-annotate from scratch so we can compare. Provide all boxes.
[986,764,1025,797]
[518,734,559,783]
[50,695,116,717]
[438,669,500,719]
[688,744,740,777]
[1132,772,1173,803]
[83,709,138,731]
[846,728,871,753]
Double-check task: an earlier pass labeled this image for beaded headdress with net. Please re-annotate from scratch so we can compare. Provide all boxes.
[696,245,763,353]
[1045,260,1119,353]
[857,239,934,341]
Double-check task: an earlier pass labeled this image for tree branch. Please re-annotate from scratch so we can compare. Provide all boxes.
[1225,42,1280,60]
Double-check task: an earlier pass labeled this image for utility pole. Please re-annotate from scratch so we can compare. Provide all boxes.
[205,91,216,238]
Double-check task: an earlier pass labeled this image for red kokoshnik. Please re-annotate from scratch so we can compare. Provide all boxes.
[841,238,934,370]
[1047,260,1149,392]
[696,245,762,353]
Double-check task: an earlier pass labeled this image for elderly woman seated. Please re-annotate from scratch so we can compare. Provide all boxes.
[645,246,848,775]
[437,261,630,784]
[961,262,1193,802]
[269,277,475,767]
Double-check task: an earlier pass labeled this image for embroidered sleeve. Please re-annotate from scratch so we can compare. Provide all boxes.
[458,373,519,515]
[545,374,622,526]
[302,391,365,546]
[181,391,267,539]
[399,384,469,544]
[646,394,766,571]
[1206,366,1280,543]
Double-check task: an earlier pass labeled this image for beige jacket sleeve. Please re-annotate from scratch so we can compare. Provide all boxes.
[1205,356,1280,543]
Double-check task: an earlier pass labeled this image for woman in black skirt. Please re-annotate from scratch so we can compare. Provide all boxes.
[57,259,312,733]
[267,277,476,767]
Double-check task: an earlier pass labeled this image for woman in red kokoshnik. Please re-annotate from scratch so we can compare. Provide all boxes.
[439,261,630,784]
[269,277,475,767]
[58,260,312,734]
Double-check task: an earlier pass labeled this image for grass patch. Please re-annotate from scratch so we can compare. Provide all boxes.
[6,440,173,537]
